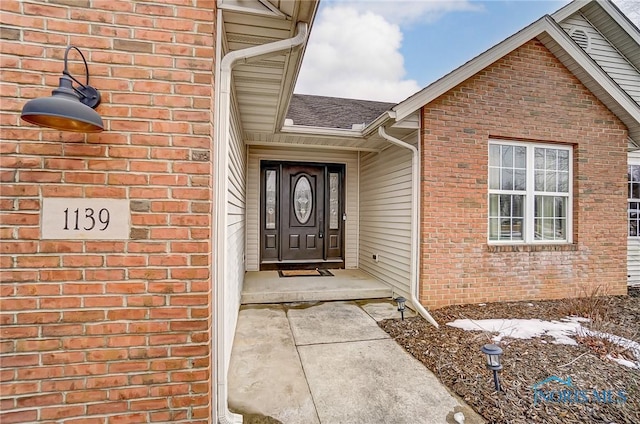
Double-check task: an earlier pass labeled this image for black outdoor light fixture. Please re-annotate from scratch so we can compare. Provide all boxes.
[481,343,503,392]
[21,45,104,133]
[395,296,407,320]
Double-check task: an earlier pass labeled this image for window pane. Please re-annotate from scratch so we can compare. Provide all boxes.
[503,146,513,167]
[329,173,339,230]
[502,169,513,190]
[558,173,569,193]
[545,171,556,192]
[489,145,500,166]
[514,170,526,191]
[293,176,312,224]
[489,168,500,190]
[534,195,567,240]
[555,218,566,239]
[265,170,276,229]
[535,148,545,170]
[513,195,524,218]
[500,219,511,240]
[535,171,544,191]
[546,149,557,170]
[489,218,499,239]
[555,197,566,217]
[489,194,499,217]
[489,194,525,241]
[512,219,523,240]
[558,150,569,171]
[500,195,512,217]
[629,202,640,237]
[515,146,526,168]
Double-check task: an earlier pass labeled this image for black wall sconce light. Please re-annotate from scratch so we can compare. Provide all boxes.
[21,45,104,133]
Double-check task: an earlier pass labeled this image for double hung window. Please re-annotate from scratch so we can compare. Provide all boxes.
[489,141,572,243]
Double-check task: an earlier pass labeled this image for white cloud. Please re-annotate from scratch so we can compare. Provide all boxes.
[327,0,483,25]
[295,1,482,102]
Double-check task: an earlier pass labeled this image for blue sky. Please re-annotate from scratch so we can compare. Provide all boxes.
[401,1,568,88]
[294,0,639,102]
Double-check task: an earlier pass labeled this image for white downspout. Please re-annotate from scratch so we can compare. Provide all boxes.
[213,21,309,424]
[378,126,439,328]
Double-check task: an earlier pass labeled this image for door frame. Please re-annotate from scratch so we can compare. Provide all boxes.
[259,160,345,270]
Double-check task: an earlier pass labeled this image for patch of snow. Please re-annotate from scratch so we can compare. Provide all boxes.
[606,354,639,369]
[446,317,640,368]
[478,303,486,306]
[447,317,583,345]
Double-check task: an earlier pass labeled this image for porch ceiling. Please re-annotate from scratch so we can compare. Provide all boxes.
[221,0,318,135]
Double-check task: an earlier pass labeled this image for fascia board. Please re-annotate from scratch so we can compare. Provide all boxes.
[393,17,550,121]
[393,14,640,132]
[273,0,321,132]
[280,124,367,139]
[362,110,395,137]
[551,0,591,23]
[598,0,640,45]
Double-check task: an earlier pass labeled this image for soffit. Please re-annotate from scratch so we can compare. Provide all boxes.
[221,0,318,135]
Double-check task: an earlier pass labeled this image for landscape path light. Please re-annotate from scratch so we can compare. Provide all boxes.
[481,343,503,392]
[21,45,104,133]
[395,296,407,320]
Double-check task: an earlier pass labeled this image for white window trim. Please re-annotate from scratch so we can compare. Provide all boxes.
[627,160,640,239]
[488,139,573,245]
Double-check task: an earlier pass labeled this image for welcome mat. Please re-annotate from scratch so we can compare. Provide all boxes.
[278,269,334,277]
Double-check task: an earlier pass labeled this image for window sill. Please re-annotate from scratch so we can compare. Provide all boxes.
[486,244,577,253]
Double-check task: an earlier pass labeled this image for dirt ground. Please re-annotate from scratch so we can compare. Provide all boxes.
[380,288,640,424]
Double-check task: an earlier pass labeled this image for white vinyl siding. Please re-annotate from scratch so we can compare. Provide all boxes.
[359,145,413,297]
[246,146,359,270]
[629,152,640,286]
[224,90,246,365]
[561,14,640,103]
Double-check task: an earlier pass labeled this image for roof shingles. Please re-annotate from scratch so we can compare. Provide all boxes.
[286,94,395,129]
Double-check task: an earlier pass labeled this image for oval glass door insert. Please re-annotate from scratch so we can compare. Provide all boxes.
[294,176,312,224]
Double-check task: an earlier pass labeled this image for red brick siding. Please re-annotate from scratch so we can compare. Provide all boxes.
[420,39,628,309]
[0,1,215,423]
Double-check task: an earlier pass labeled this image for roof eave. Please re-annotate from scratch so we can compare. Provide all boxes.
[393,16,553,121]
[392,14,640,145]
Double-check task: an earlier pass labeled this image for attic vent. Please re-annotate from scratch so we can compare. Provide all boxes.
[569,28,590,51]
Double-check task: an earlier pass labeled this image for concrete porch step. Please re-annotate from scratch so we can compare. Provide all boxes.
[241,269,392,304]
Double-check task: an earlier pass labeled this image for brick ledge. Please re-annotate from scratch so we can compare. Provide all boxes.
[487,244,578,253]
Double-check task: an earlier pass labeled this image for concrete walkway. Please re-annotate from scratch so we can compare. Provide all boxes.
[228,300,484,424]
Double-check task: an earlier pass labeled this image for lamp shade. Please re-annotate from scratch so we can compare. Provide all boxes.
[21,75,104,133]
[481,344,503,371]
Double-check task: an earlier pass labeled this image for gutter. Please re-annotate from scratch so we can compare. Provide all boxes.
[378,126,439,328]
[213,21,309,424]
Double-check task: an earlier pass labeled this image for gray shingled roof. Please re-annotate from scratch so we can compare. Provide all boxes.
[286,94,395,129]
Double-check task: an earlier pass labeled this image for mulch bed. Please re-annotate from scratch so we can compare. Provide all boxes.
[379,288,640,424]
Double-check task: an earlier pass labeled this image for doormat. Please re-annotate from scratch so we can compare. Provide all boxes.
[278,269,334,277]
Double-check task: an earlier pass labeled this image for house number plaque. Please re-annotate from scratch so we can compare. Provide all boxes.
[42,198,130,240]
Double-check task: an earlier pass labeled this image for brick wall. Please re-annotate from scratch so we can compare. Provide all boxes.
[0,1,216,423]
[420,39,628,309]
